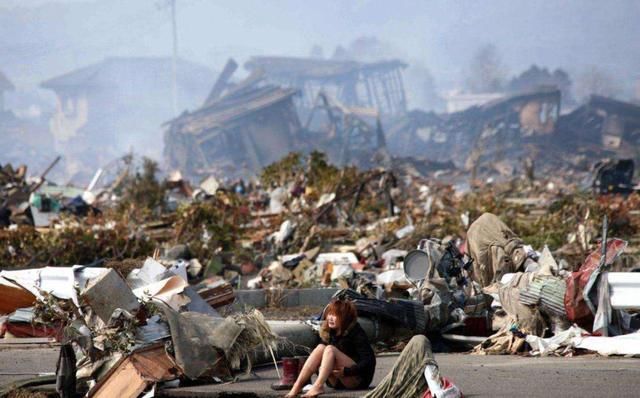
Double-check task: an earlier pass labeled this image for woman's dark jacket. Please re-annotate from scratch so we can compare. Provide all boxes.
[321,320,376,387]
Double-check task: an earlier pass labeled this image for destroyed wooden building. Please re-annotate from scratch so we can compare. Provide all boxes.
[556,95,640,158]
[40,57,214,180]
[301,92,391,169]
[164,60,394,178]
[164,75,301,179]
[245,56,408,117]
[1,70,55,174]
[386,88,561,175]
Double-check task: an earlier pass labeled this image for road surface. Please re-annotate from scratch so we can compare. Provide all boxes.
[1,347,638,397]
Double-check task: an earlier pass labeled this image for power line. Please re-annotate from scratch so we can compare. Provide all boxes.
[171,0,178,116]
[152,0,183,115]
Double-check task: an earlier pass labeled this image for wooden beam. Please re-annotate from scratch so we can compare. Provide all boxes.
[380,72,394,115]
[364,77,375,108]
[204,58,238,106]
[240,127,263,171]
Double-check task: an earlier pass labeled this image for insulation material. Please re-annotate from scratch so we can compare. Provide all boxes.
[132,275,189,311]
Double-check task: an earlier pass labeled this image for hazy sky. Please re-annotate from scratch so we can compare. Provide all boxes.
[2,0,639,97]
[2,0,639,181]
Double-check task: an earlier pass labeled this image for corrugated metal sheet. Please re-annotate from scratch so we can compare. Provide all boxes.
[519,275,566,317]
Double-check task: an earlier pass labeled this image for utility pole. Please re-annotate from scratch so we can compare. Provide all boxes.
[170,0,178,116]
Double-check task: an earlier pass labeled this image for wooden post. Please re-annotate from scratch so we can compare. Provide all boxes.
[364,76,375,108]
[380,72,394,115]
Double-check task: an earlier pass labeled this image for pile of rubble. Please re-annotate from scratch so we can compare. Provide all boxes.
[0,257,278,397]
[161,55,640,188]
[1,150,640,396]
[1,150,639,291]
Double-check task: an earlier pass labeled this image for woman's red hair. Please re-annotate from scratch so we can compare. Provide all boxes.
[322,299,357,336]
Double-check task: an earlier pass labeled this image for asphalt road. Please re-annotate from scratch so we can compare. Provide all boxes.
[0,347,58,385]
[1,347,639,397]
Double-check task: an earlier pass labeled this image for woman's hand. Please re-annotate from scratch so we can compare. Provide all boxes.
[331,367,344,378]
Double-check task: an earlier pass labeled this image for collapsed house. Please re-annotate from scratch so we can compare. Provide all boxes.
[163,65,301,179]
[1,70,56,176]
[40,57,214,181]
[245,56,408,117]
[443,92,505,113]
[386,87,561,176]
[388,88,640,181]
[556,95,640,158]
[301,92,391,169]
[164,57,640,182]
[164,59,396,179]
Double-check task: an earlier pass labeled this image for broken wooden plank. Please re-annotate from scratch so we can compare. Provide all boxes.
[89,343,179,398]
[198,283,235,309]
[204,58,238,106]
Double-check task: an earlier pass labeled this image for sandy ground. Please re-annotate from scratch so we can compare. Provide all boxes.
[0,347,58,385]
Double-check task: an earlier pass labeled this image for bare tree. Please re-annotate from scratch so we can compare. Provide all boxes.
[575,66,621,101]
[508,65,574,104]
[465,44,507,93]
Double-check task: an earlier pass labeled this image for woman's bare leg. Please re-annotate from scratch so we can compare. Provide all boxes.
[286,344,326,397]
[328,346,360,389]
[303,345,357,397]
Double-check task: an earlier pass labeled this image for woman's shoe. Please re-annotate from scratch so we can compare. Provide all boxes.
[271,357,300,391]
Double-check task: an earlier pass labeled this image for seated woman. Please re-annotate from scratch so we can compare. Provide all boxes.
[286,298,376,397]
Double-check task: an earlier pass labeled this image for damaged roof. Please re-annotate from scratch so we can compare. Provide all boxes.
[477,87,561,113]
[441,87,561,122]
[587,95,640,120]
[0,70,14,91]
[168,84,298,136]
[245,56,407,80]
[40,56,213,91]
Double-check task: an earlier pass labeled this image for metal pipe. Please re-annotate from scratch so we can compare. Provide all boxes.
[250,317,405,366]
